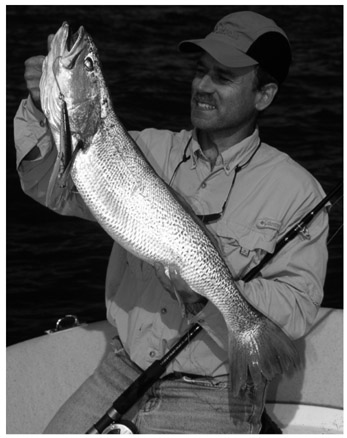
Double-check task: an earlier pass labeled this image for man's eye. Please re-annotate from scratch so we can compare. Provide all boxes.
[217,74,231,83]
[195,66,206,76]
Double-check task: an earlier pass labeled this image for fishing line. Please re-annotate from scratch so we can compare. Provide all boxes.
[52,56,64,98]
[327,223,343,246]
[331,194,343,207]
[325,193,343,246]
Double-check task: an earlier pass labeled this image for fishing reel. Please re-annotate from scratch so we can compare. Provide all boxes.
[101,420,138,434]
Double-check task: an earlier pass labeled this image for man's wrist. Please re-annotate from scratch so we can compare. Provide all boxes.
[27,94,45,120]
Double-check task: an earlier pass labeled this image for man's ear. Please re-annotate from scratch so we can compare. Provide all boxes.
[255,83,278,112]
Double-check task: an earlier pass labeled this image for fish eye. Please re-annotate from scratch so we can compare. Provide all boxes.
[84,57,94,71]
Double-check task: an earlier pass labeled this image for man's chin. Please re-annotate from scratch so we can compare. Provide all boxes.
[191,113,216,131]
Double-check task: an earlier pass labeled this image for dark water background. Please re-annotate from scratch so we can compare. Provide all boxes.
[6,5,343,346]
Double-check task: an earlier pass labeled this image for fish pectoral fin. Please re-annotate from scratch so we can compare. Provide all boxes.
[227,317,300,397]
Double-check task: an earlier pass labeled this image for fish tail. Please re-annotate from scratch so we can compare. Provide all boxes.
[227,318,300,396]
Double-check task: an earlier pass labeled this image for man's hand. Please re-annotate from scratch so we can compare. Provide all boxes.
[24,56,45,111]
[23,34,54,112]
[154,262,207,306]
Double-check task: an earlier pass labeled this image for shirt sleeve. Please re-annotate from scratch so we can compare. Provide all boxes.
[14,96,95,221]
[14,95,52,168]
[239,205,329,340]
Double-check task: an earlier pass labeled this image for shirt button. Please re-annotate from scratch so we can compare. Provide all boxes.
[149,351,156,358]
[201,182,206,189]
[40,120,45,127]
[161,307,167,314]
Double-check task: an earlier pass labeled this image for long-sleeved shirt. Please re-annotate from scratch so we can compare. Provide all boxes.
[14,96,329,376]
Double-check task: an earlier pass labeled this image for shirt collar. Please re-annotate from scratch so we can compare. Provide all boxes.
[190,128,261,175]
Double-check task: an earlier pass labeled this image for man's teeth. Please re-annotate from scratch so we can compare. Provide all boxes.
[197,102,216,110]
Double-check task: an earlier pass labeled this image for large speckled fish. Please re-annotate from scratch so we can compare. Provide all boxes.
[40,22,299,395]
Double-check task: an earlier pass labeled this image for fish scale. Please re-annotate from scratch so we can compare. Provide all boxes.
[40,22,299,396]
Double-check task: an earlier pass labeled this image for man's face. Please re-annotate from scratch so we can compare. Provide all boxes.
[190,53,260,135]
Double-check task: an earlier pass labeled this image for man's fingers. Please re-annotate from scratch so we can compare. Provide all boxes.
[154,262,165,277]
[168,266,186,291]
[24,56,45,69]
[24,58,44,89]
[154,263,170,288]
[154,263,177,300]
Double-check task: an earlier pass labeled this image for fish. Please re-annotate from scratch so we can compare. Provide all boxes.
[40,22,299,396]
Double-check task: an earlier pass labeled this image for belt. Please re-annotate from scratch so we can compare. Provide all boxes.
[162,372,229,384]
[162,371,206,380]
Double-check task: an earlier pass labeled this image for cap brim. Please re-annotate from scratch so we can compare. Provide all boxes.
[179,37,258,68]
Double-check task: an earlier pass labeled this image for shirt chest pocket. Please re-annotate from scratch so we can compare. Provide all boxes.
[213,218,281,280]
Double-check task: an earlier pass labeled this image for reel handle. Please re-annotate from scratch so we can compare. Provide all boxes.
[101,420,138,434]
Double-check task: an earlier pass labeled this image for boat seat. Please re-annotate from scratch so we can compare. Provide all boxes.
[6,307,343,434]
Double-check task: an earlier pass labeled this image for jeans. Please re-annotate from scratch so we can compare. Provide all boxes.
[44,337,267,434]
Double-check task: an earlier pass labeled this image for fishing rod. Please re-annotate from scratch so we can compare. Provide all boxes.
[244,180,343,282]
[86,180,343,434]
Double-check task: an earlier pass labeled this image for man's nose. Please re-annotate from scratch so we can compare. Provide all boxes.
[194,74,214,93]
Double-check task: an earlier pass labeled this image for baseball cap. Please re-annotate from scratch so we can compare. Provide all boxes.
[179,11,292,84]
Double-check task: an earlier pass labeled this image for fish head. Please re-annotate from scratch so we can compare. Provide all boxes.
[40,22,109,150]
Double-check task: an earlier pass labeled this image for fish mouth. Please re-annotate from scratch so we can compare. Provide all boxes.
[55,22,85,68]
[63,22,84,53]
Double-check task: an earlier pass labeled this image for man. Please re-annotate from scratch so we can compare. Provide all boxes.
[14,11,328,434]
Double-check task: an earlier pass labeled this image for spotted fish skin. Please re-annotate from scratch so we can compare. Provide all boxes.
[40,22,299,395]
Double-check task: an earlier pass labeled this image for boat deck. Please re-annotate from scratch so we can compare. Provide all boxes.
[7,307,343,433]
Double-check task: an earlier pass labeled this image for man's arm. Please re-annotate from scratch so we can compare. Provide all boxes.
[14,36,95,221]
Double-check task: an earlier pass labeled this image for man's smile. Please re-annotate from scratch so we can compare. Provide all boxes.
[196,101,216,110]
[193,95,217,111]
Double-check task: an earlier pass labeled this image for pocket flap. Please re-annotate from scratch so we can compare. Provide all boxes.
[214,217,280,254]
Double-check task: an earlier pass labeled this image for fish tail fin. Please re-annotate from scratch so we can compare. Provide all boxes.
[227,317,300,397]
